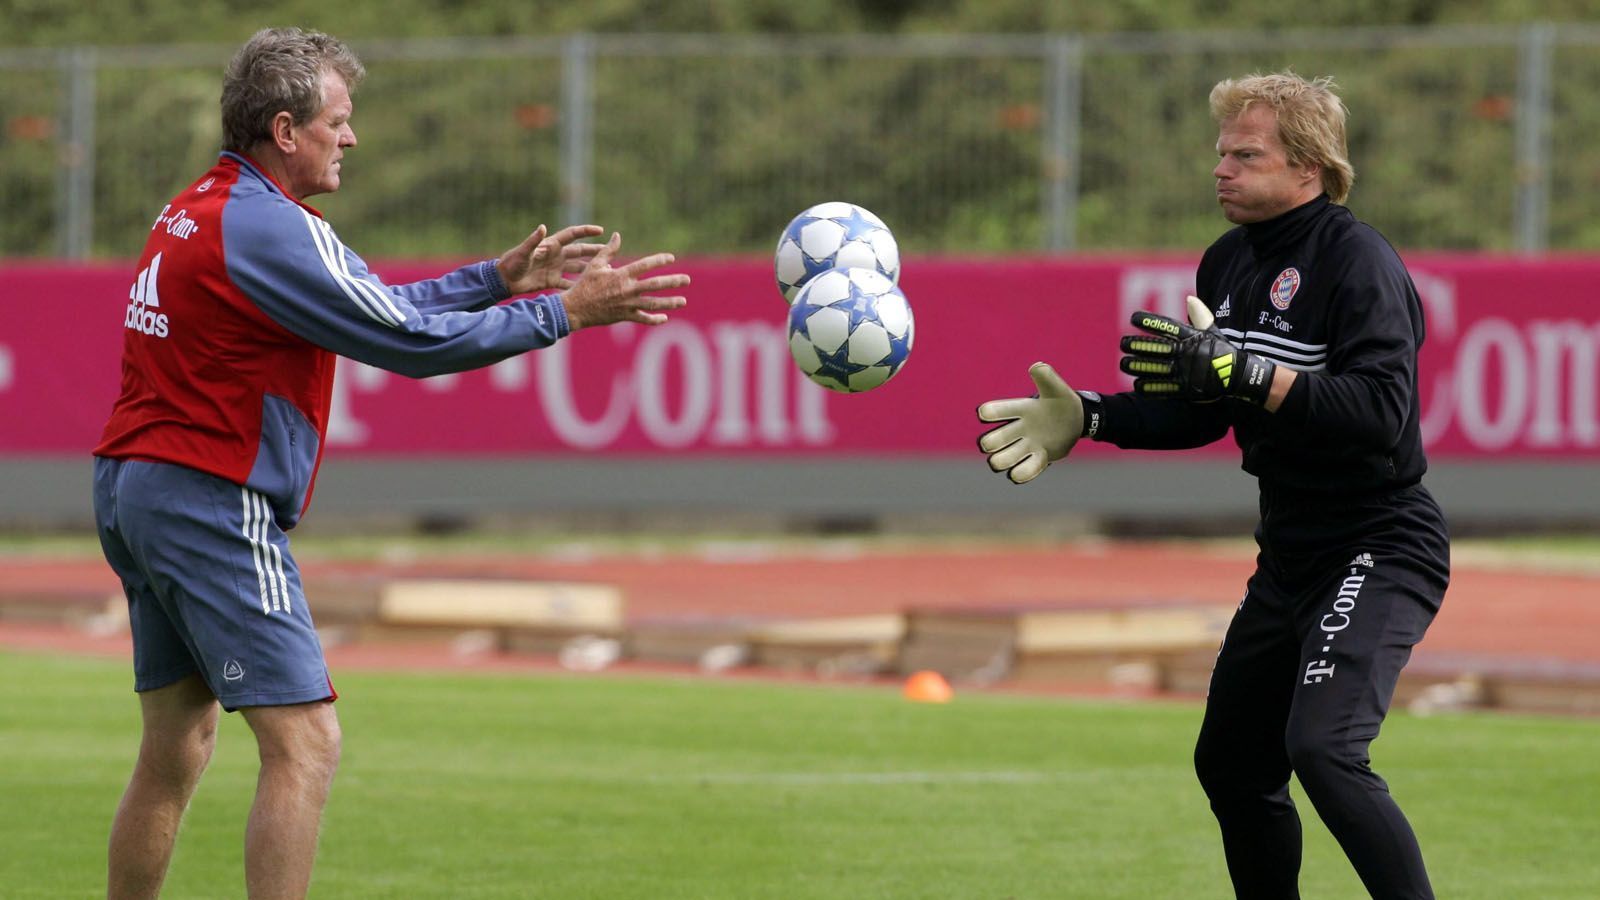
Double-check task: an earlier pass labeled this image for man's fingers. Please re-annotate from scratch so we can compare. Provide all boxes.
[592,231,622,265]
[635,295,687,311]
[620,252,677,276]
[1120,334,1177,357]
[977,420,1024,454]
[986,438,1034,475]
[552,224,603,245]
[976,397,1030,423]
[1131,310,1194,341]
[1006,454,1047,485]
[1028,362,1073,398]
[634,273,692,292]
[1133,377,1182,395]
[509,225,547,260]
[1120,355,1174,377]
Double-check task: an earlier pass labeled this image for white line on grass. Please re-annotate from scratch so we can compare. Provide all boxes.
[644,770,1118,786]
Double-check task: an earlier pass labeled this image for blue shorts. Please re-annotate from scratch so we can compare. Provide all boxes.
[93,457,336,712]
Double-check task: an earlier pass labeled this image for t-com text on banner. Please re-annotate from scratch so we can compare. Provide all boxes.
[3,256,1598,459]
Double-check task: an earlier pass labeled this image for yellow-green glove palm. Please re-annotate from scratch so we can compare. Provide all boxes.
[976,362,1084,485]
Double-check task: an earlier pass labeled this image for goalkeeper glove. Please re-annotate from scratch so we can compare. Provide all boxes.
[1119,295,1276,405]
[976,362,1085,485]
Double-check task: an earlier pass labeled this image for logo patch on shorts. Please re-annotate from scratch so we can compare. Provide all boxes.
[223,659,245,682]
[1269,268,1301,310]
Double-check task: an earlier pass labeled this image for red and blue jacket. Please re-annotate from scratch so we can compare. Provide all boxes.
[95,152,569,527]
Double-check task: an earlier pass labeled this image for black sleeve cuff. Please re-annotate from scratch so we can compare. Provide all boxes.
[1076,391,1104,439]
[1274,368,1312,422]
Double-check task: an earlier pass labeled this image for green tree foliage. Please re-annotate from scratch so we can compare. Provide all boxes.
[3,3,1599,257]
[6,0,1598,48]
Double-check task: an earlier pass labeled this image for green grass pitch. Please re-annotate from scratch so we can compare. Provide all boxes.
[2,650,1597,898]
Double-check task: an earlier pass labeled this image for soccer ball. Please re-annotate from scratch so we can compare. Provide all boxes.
[774,202,900,304]
[787,267,914,393]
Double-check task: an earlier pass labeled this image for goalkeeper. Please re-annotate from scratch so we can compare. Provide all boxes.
[978,72,1449,900]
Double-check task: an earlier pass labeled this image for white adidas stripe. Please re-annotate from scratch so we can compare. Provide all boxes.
[253,491,282,613]
[314,217,406,324]
[1219,327,1327,355]
[1220,327,1328,370]
[266,510,289,615]
[1240,343,1327,372]
[1216,331,1329,371]
[299,211,391,326]
[1258,356,1326,373]
[241,488,289,614]
[242,488,271,613]
[1241,341,1324,364]
[1248,335,1326,356]
[135,253,163,307]
[298,211,404,328]
[305,211,403,325]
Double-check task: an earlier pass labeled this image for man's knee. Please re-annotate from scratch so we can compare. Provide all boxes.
[1194,728,1297,814]
[1195,737,1271,814]
[246,702,342,782]
[1194,728,1270,798]
[135,675,220,791]
[1285,728,1379,800]
[1193,732,1234,798]
[137,728,217,796]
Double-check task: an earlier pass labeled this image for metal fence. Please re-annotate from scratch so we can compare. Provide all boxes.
[2,25,1597,260]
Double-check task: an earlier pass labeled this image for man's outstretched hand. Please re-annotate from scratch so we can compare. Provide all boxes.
[496,224,607,296]
[976,362,1085,485]
[556,232,690,330]
[1119,295,1276,405]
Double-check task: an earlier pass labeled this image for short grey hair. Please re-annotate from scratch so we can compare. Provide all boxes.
[220,27,365,153]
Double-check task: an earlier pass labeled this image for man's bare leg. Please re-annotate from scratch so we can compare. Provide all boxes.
[108,673,219,899]
[240,700,341,899]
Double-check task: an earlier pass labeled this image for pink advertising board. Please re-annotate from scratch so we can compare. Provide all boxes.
[3,255,1597,459]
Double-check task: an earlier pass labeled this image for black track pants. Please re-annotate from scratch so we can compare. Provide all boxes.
[1194,484,1450,900]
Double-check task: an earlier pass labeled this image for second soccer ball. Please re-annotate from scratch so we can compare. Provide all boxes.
[774,202,900,305]
[787,267,914,394]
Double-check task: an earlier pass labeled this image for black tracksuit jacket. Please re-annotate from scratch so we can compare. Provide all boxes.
[1108,196,1450,899]
[1094,194,1428,499]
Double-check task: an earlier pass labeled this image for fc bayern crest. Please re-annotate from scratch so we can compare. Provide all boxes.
[1269,268,1301,310]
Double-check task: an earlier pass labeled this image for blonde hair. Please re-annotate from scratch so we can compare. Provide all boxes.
[1210,71,1354,204]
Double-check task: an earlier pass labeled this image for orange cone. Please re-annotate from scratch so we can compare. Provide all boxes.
[903,670,953,703]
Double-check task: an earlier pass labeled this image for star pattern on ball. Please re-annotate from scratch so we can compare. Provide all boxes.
[789,304,813,339]
[840,284,880,333]
[797,251,836,286]
[810,343,856,388]
[834,207,883,242]
[778,203,910,393]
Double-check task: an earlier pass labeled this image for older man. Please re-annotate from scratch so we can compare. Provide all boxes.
[95,27,688,898]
